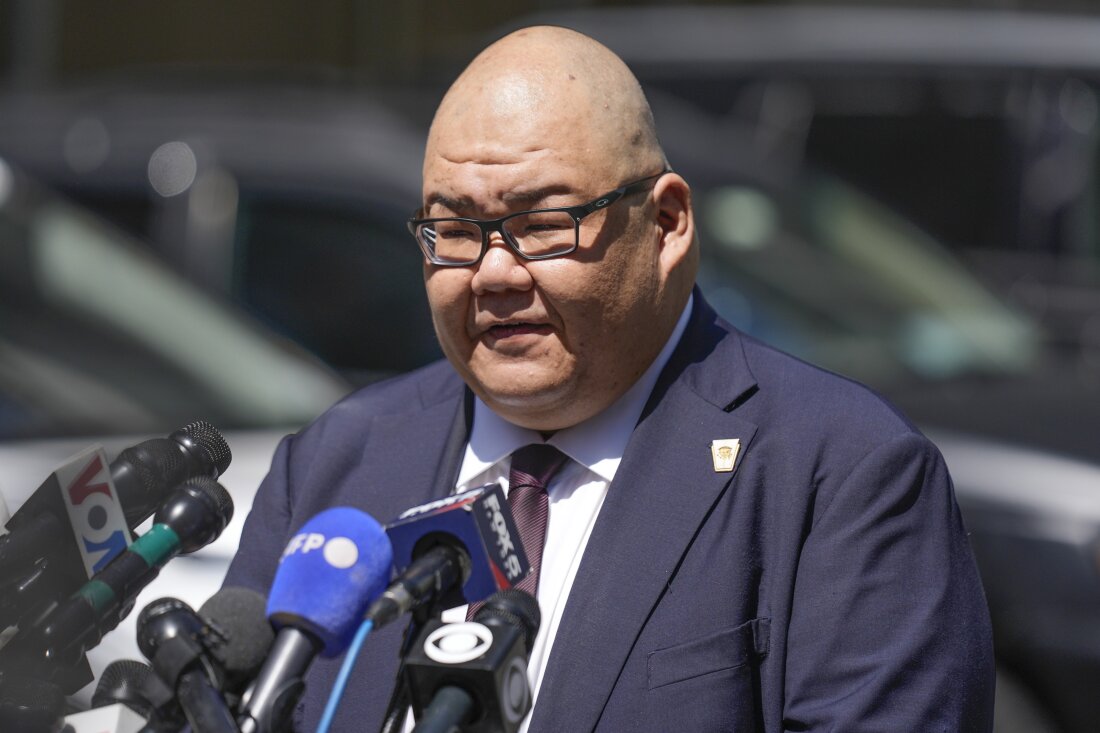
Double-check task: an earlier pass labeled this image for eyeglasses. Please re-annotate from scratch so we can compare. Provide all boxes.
[408,170,669,267]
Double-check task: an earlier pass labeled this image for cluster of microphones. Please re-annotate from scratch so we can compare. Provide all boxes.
[0,421,542,733]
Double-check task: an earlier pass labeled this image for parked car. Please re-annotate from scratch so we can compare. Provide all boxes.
[0,157,352,702]
[0,81,441,386]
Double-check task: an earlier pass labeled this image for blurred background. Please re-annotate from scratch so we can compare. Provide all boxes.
[2,1,1100,731]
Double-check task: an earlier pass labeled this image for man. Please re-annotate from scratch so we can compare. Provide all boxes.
[225,26,995,732]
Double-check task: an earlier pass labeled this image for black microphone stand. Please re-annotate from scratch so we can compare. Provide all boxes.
[378,600,444,733]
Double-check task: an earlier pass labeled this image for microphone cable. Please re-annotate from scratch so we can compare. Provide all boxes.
[314,617,374,733]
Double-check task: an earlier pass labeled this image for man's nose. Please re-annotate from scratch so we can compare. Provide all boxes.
[470,232,534,293]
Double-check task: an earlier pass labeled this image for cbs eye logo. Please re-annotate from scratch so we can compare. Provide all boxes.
[421,621,532,724]
[423,622,494,665]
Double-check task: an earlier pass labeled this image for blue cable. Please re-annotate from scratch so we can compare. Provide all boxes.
[315,618,375,733]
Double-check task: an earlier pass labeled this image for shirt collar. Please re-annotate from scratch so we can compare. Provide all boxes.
[459,293,694,485]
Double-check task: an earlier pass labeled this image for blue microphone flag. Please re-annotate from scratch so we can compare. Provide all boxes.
[267,507,393,656]
[386,483,529,608]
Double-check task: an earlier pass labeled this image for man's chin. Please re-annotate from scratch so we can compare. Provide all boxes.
[477,379,570,410]
[471,375,580,429]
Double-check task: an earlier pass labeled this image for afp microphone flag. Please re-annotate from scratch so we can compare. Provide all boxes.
[266,507,393,656]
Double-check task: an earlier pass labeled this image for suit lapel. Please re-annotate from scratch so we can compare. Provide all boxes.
[353,375,470,523]
[529,298,760,732]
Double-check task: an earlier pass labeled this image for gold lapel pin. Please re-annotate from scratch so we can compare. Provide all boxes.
[710,439,741,473]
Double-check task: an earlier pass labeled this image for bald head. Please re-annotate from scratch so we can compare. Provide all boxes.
[427,26,666,183]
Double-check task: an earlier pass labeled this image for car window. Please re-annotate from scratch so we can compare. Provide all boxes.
[0,164,349,439]
[697,172,1039,385]
[694,169,1100,462]
[234,196,441,384]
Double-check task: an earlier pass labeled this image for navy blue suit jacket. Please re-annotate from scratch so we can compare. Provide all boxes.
[224,293,995,732]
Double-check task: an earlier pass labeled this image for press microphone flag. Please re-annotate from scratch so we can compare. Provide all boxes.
[3,476,234,683]
[367,483,529,627]
[267,507,394,656]
[237,507,393,733]
[404,589,542,733]
[0,446,131,688]
[63,703,146,733]
[0,445,130,587]
[0,421,232,636]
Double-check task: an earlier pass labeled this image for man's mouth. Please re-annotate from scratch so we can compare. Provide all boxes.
[484,322,552,340]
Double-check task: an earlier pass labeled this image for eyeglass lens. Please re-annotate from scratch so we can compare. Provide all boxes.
[418,210,577,263]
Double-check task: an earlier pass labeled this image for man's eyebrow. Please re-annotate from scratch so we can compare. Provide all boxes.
[423,184,579,215]
[424,193,474,212]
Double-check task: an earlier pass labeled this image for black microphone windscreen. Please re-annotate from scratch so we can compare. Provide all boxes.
[199,587,274,682]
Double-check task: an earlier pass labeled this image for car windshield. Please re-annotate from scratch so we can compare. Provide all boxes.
[0,160,350,439]
[698,173,1039,384]
[695,170,1100,463]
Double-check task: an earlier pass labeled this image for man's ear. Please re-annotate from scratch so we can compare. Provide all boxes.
[653,173,695,273]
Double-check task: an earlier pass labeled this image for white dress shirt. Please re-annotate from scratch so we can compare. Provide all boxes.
[401,294,692,733]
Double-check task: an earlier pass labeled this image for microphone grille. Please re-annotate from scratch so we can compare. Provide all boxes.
[117,440,187,493]
[93,659,156,718]
[180,420,232,475]
[0,675,64,732]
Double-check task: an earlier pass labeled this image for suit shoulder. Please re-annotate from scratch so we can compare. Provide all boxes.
[737,330,920,444]
[300,359,462,439]
[338,359,461,411]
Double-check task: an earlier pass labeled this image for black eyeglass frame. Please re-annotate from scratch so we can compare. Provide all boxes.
[407,169,670,267]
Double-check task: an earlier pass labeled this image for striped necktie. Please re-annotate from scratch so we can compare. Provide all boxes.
[468,443,567,619]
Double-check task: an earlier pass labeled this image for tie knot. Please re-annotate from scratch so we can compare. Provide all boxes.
[509,443,568,492]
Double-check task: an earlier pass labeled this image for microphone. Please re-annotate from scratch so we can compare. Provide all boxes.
[91,659,159,722]
[109,420,232,526]
[404,589,541,733]
[237,507,393,733]
[65,660,165,733]
[4,476,233,681]
[366,483,529,629]
[91,590,272,732]
[198,587,276,696]
[0,673,66,733]
[137,598,239,733]
[0,421,231,585]
[0,422,231,631]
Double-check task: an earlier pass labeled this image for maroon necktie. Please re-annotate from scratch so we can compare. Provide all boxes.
[468,443,567,619]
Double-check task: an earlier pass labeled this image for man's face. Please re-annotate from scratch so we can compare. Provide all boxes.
[420,76,671,430]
